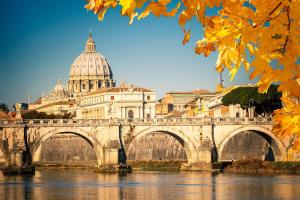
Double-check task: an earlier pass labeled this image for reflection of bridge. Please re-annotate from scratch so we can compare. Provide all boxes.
[0,117,287,170]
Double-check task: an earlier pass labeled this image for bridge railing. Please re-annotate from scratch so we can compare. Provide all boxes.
[0,117,273,127]
[213,117,273,124]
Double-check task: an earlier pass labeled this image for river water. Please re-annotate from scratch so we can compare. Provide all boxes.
[1,169,300,200]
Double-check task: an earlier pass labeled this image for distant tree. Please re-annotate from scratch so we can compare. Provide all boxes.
[0,103,9,113]
[222,85,282,117]
[22,110,74,119]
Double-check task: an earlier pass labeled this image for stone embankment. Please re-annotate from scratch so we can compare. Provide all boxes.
[223,159,300,174]
[128,160,184,171]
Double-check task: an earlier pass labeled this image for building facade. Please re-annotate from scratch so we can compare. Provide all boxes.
[77,81,156,119]
[206,85,257,118]
[28,33,156,119]
[156,89,216,118]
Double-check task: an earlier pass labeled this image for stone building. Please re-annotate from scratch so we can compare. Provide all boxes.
[77,81,156,119]
[206,85,257,118]
[156,89,215,118]
[28,32,156,119]
[29,80,75,115]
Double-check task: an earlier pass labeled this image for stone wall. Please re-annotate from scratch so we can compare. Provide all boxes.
[37,132,187,163]
[0,150,4,163]
[127,132,187,161]
[39,134,97,163]
[220,130,274,161]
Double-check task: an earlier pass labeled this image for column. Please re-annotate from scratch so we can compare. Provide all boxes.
[121,107,123,119]
[138,107,141,118]
[86,80,90,92]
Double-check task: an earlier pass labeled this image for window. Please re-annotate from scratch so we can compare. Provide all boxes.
[128,110,134,119]
[110,96,114,100]
[147,95,150,100]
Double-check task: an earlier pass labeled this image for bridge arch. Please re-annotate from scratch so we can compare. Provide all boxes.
[31,127,104,165]
[218,126,286,161]
[126,127,199,164]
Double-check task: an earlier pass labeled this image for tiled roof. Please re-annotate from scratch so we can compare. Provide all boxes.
[166,89,212,95]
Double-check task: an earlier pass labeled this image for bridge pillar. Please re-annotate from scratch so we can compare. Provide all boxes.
[95,148,131,173]
[1,126,35,174]
[102,148,119,165]
[32,145,42,162]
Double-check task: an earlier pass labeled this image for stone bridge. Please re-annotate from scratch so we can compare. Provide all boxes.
[0,117,288,170]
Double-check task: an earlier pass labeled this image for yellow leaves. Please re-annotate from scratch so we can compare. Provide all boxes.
[97,8,107,21]
[119,0,135,15]
[86,0,180,24]
[138,2,180,20]
[249,57,268,80]
[129,12,138,24]
[178,10,191,27]
[86,0,300,151]
[213,46,241,80]
[247,44,256,57]
[229,64,240,81]
[85,0,118,22]
[182,28,191,45]
[273,96,300,147]
[195,39,215,57]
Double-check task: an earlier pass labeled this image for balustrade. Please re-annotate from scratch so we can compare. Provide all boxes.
[0,116,273,127]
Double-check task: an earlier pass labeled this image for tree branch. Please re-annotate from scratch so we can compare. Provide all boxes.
[282,5,291,54]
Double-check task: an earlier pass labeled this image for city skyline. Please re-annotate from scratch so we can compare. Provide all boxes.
[0,0,251,107]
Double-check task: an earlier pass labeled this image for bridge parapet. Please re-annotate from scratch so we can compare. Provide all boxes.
[213,117,273,125]
[0,117,273,127]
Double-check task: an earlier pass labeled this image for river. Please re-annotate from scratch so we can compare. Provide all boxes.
[1,169,300,200]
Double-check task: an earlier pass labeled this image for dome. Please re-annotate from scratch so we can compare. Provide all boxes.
[54,80,65,92]
[69,32,113,80]
[67,32,116,94]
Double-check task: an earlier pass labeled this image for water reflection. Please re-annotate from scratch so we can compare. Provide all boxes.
[1,170,300,200]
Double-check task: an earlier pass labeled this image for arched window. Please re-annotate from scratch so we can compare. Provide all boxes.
[128,110,134,119]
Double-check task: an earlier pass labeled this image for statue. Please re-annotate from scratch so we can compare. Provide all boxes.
[15,103,23,119]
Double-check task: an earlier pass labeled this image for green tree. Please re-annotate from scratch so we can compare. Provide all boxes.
[0,103,9,113]
[222,85,282,117]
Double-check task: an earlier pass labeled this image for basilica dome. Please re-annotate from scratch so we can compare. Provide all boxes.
[68,32,115,94]
[69,33,113,79]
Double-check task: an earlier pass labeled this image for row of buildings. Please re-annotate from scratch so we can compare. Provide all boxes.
[27,33,256,119]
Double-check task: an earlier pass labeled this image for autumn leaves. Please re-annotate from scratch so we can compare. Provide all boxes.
[85,0,300,152]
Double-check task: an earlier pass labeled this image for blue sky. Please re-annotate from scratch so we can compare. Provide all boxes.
[0,0,251,107]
